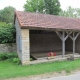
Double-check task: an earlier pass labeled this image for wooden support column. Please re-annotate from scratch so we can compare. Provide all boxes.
[56,31,80,57]
[73,39,75,55]
[62,31,65,57]
[62,40,65,57]
[73,32,75,55]
[55,31,69,57]
[73,32,80,55]
[66,32,80,55]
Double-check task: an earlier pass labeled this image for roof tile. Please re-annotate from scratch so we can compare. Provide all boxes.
[15,11,80,30]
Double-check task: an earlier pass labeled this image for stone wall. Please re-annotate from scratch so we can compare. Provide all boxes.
[15,17,22,61]
[15,17,30,65]
[0,43,16,53]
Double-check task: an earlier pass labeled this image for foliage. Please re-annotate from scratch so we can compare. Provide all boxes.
[59,6,80,18]
[6,53,18,59]
[44,0,61,15]
[0,52,20,65]
[24,0,61,15]
[12,58,21,64]
[0,53,18,61]
[0,6,15,23]
[30,58,33,61]
[0,59,80,79]
[24,0,44,13]
[0,54,8,61]
[0,22,15,43]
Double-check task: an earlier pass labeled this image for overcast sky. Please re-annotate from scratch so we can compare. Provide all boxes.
[0,0,80,11]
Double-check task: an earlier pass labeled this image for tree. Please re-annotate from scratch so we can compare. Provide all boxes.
[59,6,80,18]
[44,0,61,15]
[0,22,15,43]
[0,6,16,43]
[24,0,44,13]
[0,6,15,23]
[24,0,61,15]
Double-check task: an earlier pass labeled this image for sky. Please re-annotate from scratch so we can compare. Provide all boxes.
[0,0,80,11]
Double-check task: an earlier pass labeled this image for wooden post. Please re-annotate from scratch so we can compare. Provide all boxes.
[56,31,80,57]
[73,39,75,55]
[62,31,65,57]
[66,32,80,56]
[73,32,75,55]
[55,31,69,57]
[62,39,65,57]
[73,32,80,55]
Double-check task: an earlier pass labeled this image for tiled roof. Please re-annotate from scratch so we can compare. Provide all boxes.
[15,11,80,31]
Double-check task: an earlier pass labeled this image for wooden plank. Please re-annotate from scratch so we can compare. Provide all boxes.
[30,54,37,60]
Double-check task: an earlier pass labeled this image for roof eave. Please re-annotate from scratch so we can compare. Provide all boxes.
[21,26,80,32]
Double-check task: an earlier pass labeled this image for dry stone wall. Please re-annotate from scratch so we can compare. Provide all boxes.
[0,43,16,53]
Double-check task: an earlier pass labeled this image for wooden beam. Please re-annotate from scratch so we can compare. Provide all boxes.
[74,32,80,40]
[30,54,37,60]
[64,35,69,41]
[55,31,62,40]
[66,32,80,40]
[66,31,73,40]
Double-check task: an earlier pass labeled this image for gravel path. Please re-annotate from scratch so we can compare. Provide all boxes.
[6,70,80,80]
[42,73,80,80]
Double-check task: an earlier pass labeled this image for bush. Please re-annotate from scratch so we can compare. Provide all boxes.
[0,53,18,61]
[0,53,21,65]
[0,22,16,43]
[0,53,8,60]
[12,58,21,64]
[7,53,18,58]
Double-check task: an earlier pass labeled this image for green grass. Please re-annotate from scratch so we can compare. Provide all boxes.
[0,59,80,79]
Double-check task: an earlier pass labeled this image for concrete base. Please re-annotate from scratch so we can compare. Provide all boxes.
[31,51,79,58]
[30,51,80,64]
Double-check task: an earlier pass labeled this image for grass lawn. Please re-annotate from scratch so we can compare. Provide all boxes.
[0,59,80,79]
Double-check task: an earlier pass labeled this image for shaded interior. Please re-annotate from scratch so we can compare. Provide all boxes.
[30,30,80,58]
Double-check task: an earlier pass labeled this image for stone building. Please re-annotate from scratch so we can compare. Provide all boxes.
[14,11,80,65]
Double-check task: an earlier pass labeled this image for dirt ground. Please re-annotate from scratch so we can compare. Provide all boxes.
[6,70,80,80]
